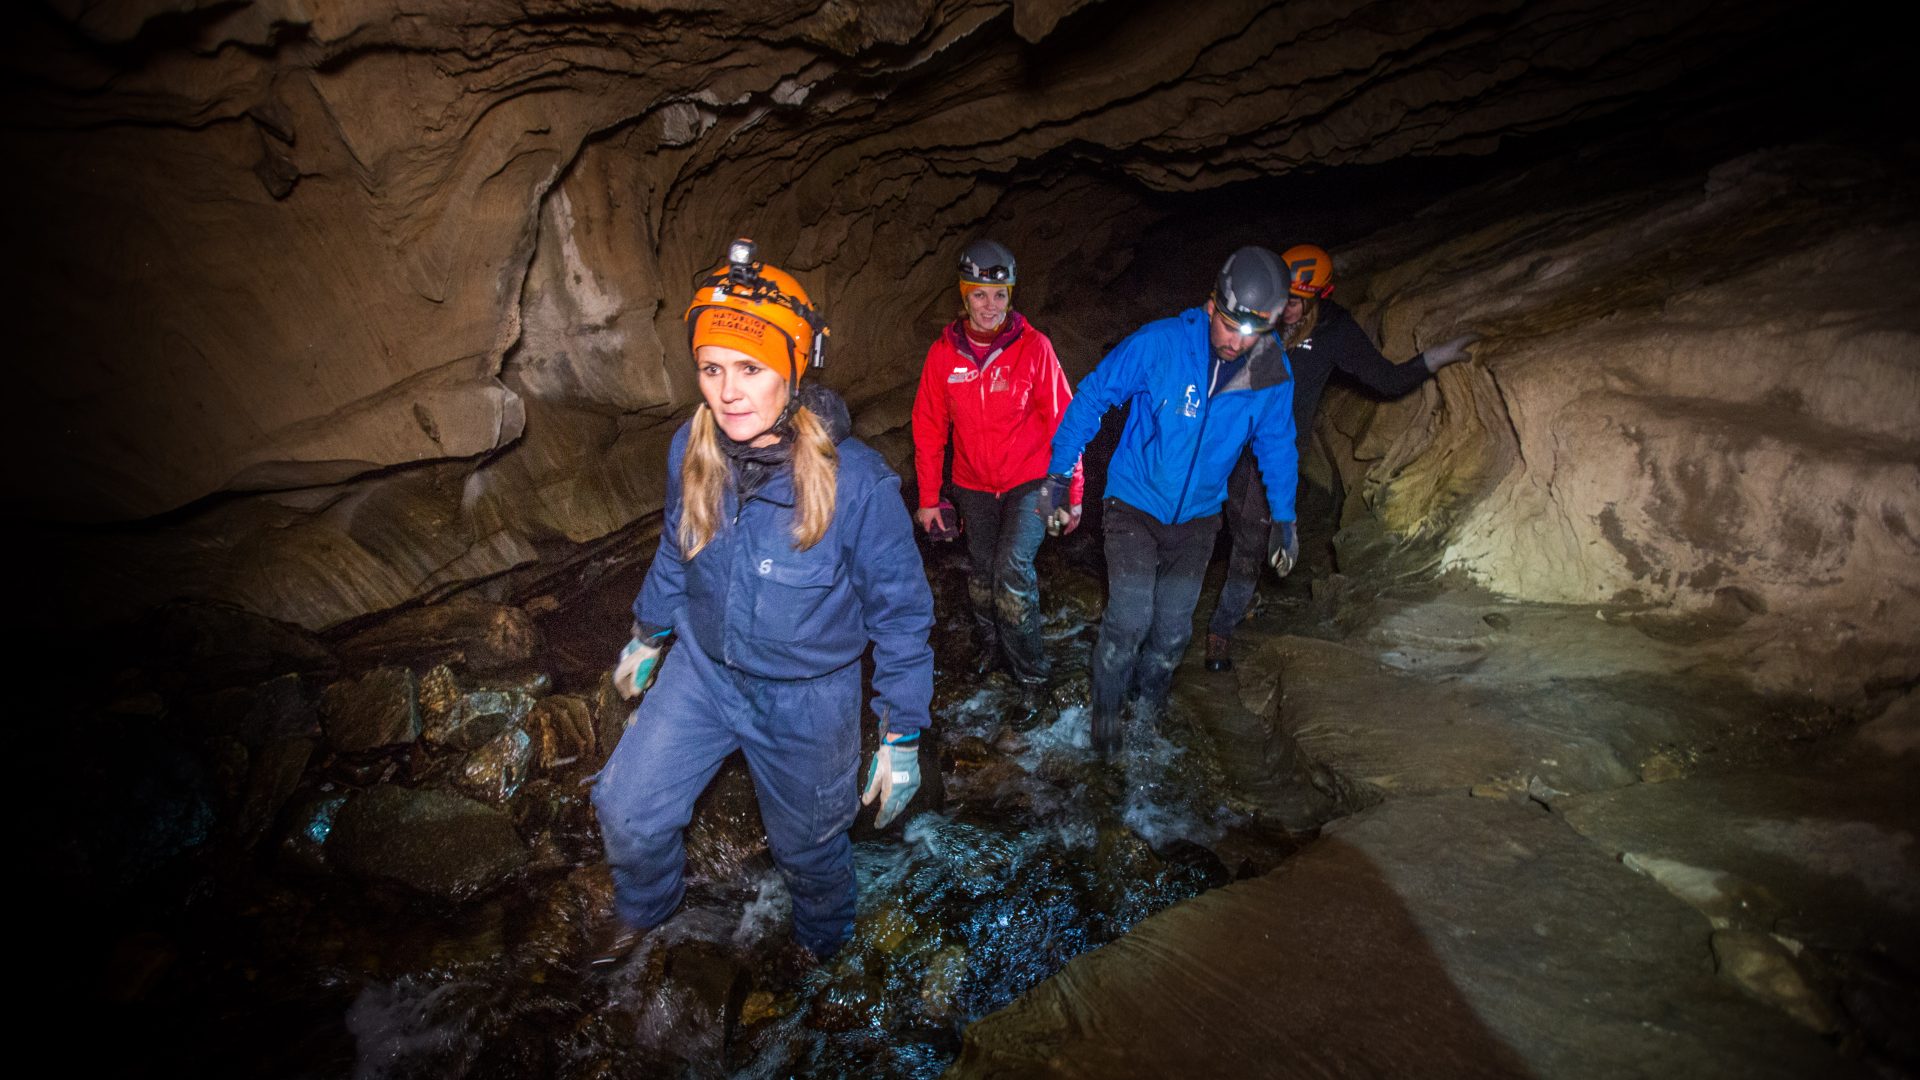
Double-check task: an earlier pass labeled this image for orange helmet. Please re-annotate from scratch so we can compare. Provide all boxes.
[1282,243,1334,299]
[683,238,830,383]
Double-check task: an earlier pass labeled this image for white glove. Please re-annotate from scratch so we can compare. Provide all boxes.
[860,727,922,829]
[613,637,665,700]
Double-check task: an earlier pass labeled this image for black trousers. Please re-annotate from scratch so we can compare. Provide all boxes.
[952,479,1050,684]
[1092,497,1221,727]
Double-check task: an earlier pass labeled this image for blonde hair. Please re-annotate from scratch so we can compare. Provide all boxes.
[1283,297,1319,350]
[679,401,838,558]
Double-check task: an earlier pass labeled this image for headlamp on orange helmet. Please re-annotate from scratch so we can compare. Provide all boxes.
[684,238,831,384]
[1281,243,1335,300]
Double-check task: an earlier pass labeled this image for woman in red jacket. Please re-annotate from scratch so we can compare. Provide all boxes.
[911,239,1082,689]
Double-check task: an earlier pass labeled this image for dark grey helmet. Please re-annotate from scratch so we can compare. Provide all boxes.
[958,239,1017,286]
[1213,246,1287,333]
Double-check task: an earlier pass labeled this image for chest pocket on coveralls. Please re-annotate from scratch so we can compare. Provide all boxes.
[751,550,841,640]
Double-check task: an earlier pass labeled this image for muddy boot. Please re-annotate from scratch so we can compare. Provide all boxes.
[583,916,645,971]
[1205,632,1234,672]
[971,624,1002,677]
[1090,705,1121,759]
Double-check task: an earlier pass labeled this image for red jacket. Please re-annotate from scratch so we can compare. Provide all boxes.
[912,315,1084,508]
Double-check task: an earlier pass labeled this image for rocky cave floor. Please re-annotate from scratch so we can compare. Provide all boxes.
[53,496,1917,1079]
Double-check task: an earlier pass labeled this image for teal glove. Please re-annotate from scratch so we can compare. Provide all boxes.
[613,632,669,699]
[861,726,922,829]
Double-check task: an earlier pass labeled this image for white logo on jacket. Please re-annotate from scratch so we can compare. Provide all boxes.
[1182,384,1201,418]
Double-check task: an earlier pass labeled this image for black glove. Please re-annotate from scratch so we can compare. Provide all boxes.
[1034,474,1075,537]
[1268,520,1299,577]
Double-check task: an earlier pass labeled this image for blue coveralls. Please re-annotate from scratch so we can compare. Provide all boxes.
[592,419,934,958]
[1047,306,1297,729]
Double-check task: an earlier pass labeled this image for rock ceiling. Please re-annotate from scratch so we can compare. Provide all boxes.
[10,0,1913,689]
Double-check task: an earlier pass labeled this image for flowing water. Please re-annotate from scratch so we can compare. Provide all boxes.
[70,519,1300,1078]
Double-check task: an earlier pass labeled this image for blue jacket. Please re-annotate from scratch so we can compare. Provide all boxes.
[1049,306,1298,524]
[635,417,935,735]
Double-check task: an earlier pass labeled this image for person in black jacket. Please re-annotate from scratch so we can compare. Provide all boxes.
[1203,244,1478,671]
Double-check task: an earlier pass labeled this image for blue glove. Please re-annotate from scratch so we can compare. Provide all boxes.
[613,630,671,699]
[1268,520,1299,577]
[1034,474,1075,537]
[860,725,921,829]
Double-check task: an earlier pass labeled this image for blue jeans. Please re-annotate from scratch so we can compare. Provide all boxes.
[1092,498,1221,736]
[591,632,861,958]
[952,480,1050,684]
[1208,451,1270,638]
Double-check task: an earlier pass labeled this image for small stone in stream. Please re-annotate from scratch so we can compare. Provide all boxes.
[1482,611,1512,629]
[321,667,419,752]
[809,967,890,1033]
[919,945,969,1021]
[335,598,540,674]
[1711,929,1842,1033]
[525,694,595,774]
[458,727,532,804]
[327,784,528,902]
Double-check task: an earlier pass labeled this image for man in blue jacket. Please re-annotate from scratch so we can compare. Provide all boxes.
[1038,247,1300,756]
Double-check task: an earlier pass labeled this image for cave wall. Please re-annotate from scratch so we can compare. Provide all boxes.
[10,0,1893,648]
[1316,144,1919,696]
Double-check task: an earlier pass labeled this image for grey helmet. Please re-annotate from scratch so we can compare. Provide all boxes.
[1213,246,1287,334]
[958,239,1017,287]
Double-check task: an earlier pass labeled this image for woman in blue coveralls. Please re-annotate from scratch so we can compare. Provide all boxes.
[588,239,935,967]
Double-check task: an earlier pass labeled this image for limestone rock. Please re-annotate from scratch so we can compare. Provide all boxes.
[337,600,540,674]
[327,785,529,902]
[320,667,420,752]
[954,797,1853,1078]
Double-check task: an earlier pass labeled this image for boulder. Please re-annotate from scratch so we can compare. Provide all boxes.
[327,785,528,902]
[320,667,419,752]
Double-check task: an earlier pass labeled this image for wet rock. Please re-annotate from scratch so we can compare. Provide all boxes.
[320,667,419,752]
[327,785,528,902]
[1712,930,1842,1034]
[588,679,632,766]
[457,727,532,805]
[525,694,595,774]
[956,797,1851,1079]
[66,724,216,895]
[920,945,970,1022]
[278,791,348,876]
[336,599,540,674]
[237,736,314,849]
[659,940,748,1068]
[810,965,890,1033]
[417,665,536,751]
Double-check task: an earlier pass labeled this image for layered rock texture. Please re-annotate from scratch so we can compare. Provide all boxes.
[14,0,1897,665]
[1315,144,1920,697]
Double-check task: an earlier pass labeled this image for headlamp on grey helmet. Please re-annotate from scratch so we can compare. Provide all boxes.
[1213,245,1287,335]
[959,239,1018,287]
